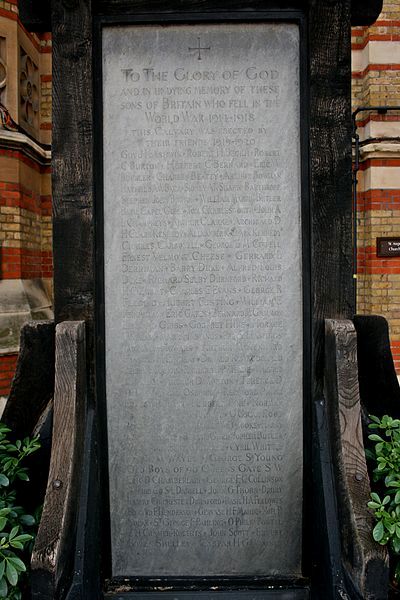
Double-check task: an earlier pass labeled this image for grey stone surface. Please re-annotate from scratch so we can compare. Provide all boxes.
[0,279,53,353]
[103,24,302,577]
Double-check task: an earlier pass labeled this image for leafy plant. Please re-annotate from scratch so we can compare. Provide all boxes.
[367,415,400,583]
[0,423,40,599]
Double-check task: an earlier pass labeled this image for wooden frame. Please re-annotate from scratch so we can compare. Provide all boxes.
[45,0,381,596]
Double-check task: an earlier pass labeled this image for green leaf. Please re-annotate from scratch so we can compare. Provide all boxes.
[373,521,385,542]
[386,522,395,534]
[393,537,400,554]
[0,561,5,581]
[12,534,32,543]
[369,415,381,424]
[371,492,382,503]
[6,560,18,586]
[0,476,9,488]
[369,434,385,442]
[0,576,7,598]
[386,477,400,487]
[7,557,25,573]
[19,514,34,527]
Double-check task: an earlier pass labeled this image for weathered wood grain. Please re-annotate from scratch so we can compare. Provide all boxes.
[2,320,54,437]
[309,1,354,401]
[52,0,94,328]
[31,321,87,600]
[93,0,382,24]
[324,319,388,599]
[311,398,348,600]
[95,0,306,14]
[20,0,383,28]
[104,591,310,599]
[64,405,101,600]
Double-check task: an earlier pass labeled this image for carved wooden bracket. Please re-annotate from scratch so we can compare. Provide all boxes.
[324,319,388,599]
[31,321,87,599]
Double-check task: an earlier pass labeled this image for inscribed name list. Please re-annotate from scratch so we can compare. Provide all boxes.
[103,23,302,577]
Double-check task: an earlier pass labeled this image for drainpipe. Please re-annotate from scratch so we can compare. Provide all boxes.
[351,106,400,312]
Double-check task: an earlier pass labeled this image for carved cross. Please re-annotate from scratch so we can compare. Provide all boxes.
[188,37,211,60]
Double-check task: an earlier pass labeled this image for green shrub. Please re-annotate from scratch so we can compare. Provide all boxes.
[367,415,400,583]
[0,423,40,599]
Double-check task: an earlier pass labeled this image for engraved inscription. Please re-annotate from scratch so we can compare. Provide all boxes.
[103,24,302,577]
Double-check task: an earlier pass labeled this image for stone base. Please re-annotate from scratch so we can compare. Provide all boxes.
[0,397,7,417]
[0,278,53,354]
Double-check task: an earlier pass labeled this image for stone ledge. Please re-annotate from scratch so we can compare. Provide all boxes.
[0,129,51,166]
[0,278,53,353]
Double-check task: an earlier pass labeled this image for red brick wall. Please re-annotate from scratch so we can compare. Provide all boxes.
[0,2,53,397]
[352,2,400,373]
[0,354,17,397]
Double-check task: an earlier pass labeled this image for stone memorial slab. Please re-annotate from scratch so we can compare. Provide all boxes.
[103,23,302,578]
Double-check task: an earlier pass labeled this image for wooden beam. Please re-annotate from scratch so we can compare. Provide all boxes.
[104,592,310,599]
[31,321,87,599]
[2,320,54,438]
[52,0,95,330]
[309,0,354,401]
[20,0,383,32]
